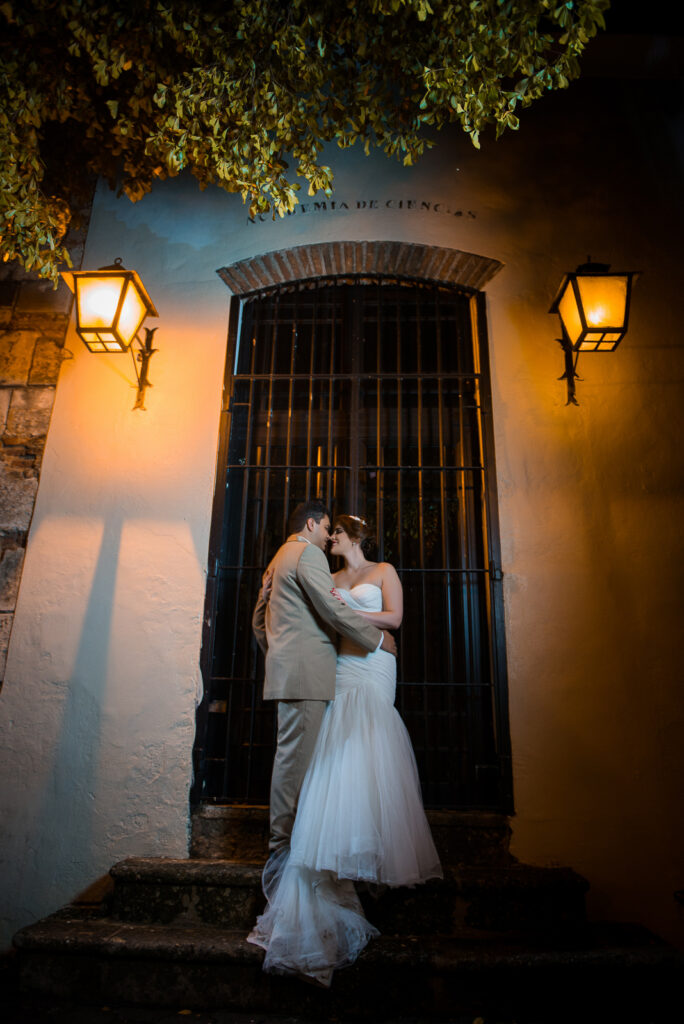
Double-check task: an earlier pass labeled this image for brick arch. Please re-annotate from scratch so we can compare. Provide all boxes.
[217,241,502,295]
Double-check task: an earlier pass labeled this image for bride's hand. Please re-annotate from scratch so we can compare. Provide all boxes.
[260,568,274,602]
[330,587,346,604]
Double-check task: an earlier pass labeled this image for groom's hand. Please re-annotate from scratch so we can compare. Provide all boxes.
[380,630,397,657]
[260,567,274,602]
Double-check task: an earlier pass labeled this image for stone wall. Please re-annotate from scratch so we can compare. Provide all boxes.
[0,217,89,687]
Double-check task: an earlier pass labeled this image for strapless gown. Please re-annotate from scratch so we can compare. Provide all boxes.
[247,583,442,983]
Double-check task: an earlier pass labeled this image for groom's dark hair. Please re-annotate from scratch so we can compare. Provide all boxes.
[288,498,330,534]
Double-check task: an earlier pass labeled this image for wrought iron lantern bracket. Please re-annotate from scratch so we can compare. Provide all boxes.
[556,334,583,407]
[130,326,158,411]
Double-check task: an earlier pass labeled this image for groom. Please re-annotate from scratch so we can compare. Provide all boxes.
[252,498,396,855]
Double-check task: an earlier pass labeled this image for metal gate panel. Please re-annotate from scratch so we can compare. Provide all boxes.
[193,279,512,811]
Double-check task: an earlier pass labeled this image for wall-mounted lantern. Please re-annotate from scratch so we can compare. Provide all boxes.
[62,258,159,410]
[549,261,638,405]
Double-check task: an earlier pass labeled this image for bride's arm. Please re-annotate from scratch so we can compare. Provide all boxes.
[354,564,403,629]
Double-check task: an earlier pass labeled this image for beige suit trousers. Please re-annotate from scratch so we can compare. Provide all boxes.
[269,698,327,853]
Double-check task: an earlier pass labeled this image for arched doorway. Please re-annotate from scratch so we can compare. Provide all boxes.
[193,247,511,812]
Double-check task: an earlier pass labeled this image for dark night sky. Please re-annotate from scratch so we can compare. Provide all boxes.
[604,0,684,34]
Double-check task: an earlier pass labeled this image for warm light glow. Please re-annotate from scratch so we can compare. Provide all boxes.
[77,276,126,329]
[75,274,149,351]
[558,282,583,346]
[576,275,628,330]
[550,262,637,403]
[62,262,158,355]
[117,280,148,346]
[551,266,634,354]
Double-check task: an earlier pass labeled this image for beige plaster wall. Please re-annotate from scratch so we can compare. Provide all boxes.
[1,77,682,949]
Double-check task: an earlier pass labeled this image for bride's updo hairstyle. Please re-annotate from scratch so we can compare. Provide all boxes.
[334,514,377,558]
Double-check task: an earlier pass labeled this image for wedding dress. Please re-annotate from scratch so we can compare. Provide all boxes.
[247,583,442,983]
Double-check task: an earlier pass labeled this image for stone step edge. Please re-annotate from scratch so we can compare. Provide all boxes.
[110,858,263,886]
[109,857,588,892]
[15,916,679,971]
[192,806,512,828]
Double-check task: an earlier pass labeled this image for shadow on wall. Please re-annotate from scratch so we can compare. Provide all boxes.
[33,513,123,916]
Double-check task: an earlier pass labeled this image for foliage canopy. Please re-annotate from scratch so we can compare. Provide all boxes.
[0,0,609,281]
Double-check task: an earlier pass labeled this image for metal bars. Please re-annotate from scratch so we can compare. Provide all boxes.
[193,278,511,811]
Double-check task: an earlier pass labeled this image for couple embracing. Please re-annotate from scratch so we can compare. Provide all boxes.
[248,499,442,986]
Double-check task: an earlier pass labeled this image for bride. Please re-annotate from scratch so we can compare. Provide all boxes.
[247,514,442,985]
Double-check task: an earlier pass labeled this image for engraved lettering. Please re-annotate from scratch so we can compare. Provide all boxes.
[249,198,476,223]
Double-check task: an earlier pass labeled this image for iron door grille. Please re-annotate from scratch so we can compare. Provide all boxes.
[193,278,512,811]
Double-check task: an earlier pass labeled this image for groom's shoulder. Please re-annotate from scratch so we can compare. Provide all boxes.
[296,543,331,580]
[272,537,309,569]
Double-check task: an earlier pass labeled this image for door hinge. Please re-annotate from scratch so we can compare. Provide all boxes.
[489,560,504,582]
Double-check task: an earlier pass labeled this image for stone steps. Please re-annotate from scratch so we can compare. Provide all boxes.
[110,859,264,930]
[12,820,684,1020]
[14,908,680,1021]
[108,856,589,935]
[190,805,514,864]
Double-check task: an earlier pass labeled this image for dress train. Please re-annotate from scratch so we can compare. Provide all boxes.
[247,846,379,986]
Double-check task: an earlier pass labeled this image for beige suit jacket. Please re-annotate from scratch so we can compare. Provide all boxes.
[252,536,382,700]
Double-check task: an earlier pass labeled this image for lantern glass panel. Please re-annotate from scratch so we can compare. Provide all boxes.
[117,280,148,346]
[576,275,628,329]
[77,275,126,329]
[558,280,583,346]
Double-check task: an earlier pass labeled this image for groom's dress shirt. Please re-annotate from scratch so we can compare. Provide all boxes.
[252,535,381,701]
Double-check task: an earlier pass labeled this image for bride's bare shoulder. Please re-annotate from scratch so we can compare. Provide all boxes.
[378,561,400,580]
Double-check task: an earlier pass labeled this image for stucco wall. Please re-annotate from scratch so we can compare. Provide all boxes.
[1,76,683,949]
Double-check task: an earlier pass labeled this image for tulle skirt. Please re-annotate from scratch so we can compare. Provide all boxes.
[290,647,442,886]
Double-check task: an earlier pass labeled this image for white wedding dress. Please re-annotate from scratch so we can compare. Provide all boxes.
[247,583,442,983]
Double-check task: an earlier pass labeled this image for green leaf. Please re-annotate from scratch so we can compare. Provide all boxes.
[0,0,610,281]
